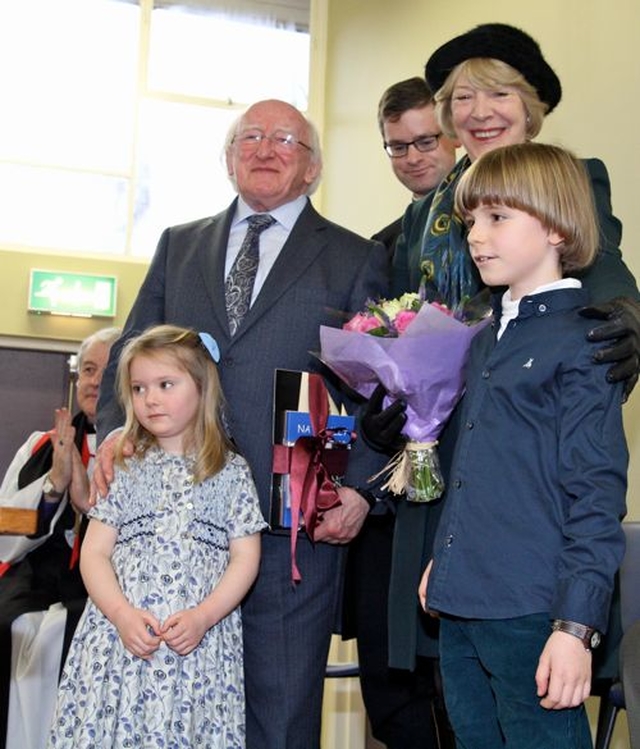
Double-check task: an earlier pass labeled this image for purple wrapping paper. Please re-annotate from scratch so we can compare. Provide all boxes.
[320,302,490,442]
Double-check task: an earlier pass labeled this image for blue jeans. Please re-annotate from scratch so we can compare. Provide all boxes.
[439,614,593,749]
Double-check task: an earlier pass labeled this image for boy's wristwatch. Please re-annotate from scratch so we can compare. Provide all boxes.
[551,619,601,651]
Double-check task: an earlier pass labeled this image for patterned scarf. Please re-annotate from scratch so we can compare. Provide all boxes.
[418,155,483,308]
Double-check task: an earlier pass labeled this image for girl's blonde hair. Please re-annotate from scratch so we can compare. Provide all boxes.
[435,58,548,141]
[455,142,599,273]
[115,324,234,483]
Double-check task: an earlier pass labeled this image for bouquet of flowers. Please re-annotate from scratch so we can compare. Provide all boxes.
[319,292,490,502]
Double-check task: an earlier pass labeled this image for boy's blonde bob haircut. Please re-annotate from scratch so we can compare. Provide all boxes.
[435,58,548,141]
[115,324,234,483]
[455,142,599,273]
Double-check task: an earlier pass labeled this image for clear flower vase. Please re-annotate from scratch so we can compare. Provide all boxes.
[405,442,445,503]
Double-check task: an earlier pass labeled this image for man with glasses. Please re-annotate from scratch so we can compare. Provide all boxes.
[92,98,388,749]
[372,77,457,256]
[342,78,457,749]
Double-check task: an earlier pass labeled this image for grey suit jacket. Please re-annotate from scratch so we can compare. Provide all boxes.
[98,198,390,518]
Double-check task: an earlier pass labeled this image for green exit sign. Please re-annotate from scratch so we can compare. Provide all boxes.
[28,270,117,318]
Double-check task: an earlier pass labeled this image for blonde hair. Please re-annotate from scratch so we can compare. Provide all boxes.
[435,58,548,141]
[115,324,234,483]
[455,142,599,273]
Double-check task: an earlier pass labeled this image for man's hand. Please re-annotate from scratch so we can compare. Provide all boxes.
[536,631,592,710]
[89,430,133,505]
[312,486,369,544]
[360,384,407,454]
[580,296,640,401]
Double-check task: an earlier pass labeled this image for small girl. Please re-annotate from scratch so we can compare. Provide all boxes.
[421,143,628,748]
[48,324,267,749]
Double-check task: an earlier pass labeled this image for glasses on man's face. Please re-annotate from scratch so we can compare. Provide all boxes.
[234,129,312,153]
[383,134,442,158]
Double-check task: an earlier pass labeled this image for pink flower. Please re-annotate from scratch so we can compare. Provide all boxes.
[343,313,381,334]
[431,302,453,316]
[394,310,418,334]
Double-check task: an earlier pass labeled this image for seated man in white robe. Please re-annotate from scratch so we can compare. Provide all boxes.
[0,327,119,749]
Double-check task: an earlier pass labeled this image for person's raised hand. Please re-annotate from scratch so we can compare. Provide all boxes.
[360,383,407,454]
[580,296,640,401]
[46,408,76,500]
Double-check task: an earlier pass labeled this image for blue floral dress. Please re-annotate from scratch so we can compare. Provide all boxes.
[48,448,267,749]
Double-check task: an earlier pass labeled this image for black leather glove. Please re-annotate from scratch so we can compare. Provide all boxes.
[360,383,407,454]
[580,296,640,401]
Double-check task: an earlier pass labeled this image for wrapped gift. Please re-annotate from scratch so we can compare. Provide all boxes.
[271,369,355,581]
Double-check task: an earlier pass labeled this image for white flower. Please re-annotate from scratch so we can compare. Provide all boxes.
[378,292,420,320]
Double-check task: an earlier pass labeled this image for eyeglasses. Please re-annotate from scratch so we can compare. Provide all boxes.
[234,129,312,153]
[383,134,442,158]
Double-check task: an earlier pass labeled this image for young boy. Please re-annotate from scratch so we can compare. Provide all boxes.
[420,142,628,749]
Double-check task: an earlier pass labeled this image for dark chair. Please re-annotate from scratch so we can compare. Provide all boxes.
[594,521,640,749]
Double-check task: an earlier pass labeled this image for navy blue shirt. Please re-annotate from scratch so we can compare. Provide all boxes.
[428,287,627,632]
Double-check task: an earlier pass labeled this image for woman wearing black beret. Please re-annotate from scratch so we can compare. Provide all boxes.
[392,23,638,313]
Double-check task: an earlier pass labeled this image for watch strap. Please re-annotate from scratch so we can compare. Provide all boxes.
[551,619,600,650]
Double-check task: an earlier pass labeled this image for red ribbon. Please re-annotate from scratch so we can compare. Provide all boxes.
[287,374,342,582]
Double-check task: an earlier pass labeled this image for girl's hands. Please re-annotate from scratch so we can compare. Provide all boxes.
[161,608,209,656]
[113,606,208,658]
[113,606,216,658]
[112,605,162,659]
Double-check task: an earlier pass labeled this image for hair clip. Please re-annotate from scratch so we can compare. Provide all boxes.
[198,332,220,363]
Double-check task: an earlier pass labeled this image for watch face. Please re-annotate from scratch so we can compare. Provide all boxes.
[43,475,62,497]
[590,631,602,649]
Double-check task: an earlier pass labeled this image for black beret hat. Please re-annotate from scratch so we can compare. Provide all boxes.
[425,23,562,114]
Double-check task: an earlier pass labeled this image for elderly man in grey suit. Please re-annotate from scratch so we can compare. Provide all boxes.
[93,99,389,748]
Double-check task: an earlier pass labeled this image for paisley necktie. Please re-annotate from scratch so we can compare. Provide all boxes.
[225,213,275,335]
